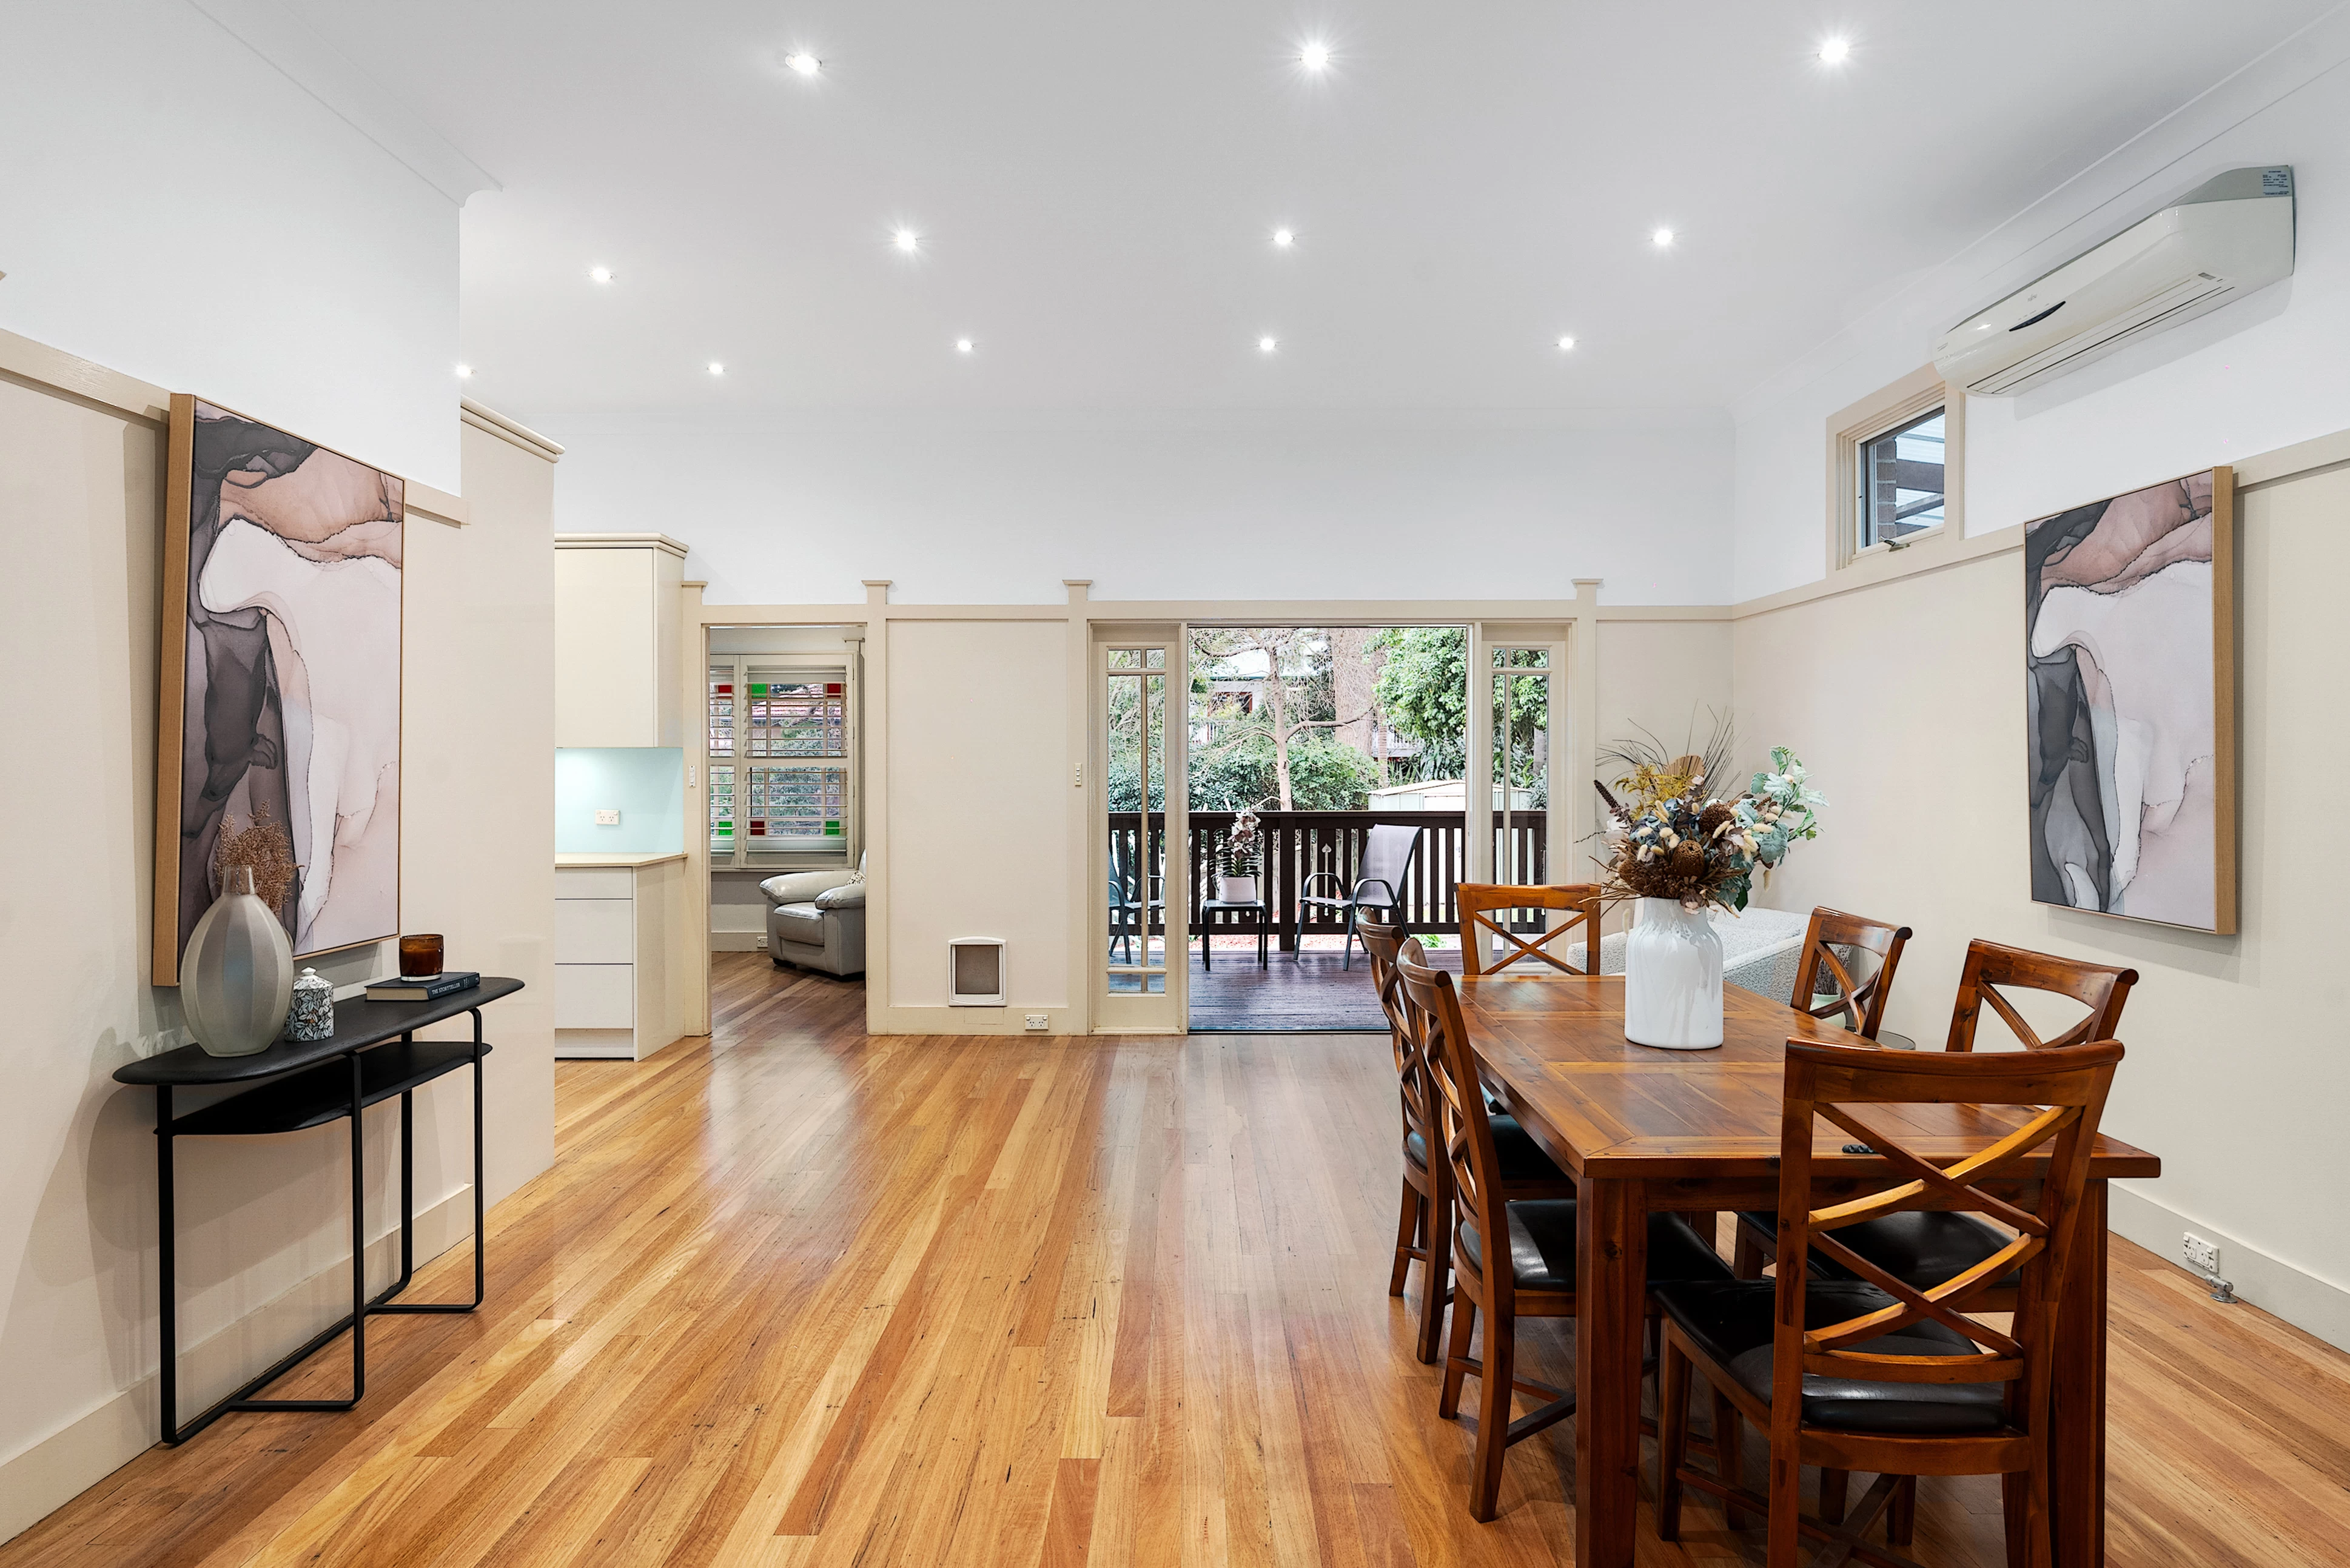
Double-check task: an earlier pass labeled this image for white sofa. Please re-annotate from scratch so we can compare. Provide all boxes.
[760,856,867,976]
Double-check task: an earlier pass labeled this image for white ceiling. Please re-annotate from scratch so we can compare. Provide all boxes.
[290,0,2335,427]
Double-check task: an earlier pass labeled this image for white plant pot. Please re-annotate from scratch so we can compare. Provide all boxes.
[1216,875,1259,903]
[180,868,295,1056]
[1623,897,1724,1050]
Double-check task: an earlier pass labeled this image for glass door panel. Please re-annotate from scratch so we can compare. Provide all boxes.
[1098,632,1185,1028]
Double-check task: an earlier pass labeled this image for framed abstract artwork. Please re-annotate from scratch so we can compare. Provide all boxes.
[153,396,405,984]
[2024,466,2235,933]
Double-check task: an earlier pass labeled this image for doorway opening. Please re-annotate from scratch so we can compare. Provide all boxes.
[1179,625,1506,1031]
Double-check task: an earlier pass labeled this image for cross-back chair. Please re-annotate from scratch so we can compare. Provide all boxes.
[1395,946,1728,1521]
[1657,1037,2125,1568]
[1944,939,2137,1053]
[1738,937,2136,1307]
[1455,882,1603,977]
[1791,907,1913,1040]
[1361,916,1573,1365]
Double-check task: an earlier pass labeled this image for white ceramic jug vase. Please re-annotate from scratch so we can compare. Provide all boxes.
[1622,897,1724,1050]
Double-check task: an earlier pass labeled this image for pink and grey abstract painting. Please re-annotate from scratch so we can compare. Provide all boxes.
[2025,469,2234,933]
[157,398,403,980]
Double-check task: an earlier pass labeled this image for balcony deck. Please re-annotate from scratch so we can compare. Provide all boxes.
[1186,939,1462,1031]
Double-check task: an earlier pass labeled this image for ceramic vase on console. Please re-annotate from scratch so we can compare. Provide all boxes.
[180,866,295,1056]
[1623,897,1724,1050]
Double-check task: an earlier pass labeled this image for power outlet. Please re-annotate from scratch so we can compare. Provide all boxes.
[2183,1233,2220,1276]
[1024,1013,1050,1031]
[594,809,620,826]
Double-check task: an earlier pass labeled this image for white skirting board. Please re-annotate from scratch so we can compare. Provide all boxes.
[555,1027,687,1060]
[2109,1181,2350,1350]
[0,1187,476,1549]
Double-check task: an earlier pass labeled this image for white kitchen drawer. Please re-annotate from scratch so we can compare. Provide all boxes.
[554,962,634,1028]
[557,867,635,899]
[554,897,634,963]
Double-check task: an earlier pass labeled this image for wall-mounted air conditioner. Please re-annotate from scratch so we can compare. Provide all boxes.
[1932,166,2294,397]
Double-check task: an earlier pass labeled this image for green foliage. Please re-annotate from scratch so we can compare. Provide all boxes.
[1374,629,1547,791]
[1187,729,1372,812]
[1373,629,1468,772]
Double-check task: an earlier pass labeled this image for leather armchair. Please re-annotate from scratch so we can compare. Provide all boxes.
[761,856,867,977]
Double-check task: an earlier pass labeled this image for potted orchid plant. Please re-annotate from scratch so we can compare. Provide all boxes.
[1217,807,1264,903]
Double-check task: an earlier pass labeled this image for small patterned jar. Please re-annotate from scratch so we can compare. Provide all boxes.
[288,967,336,1041]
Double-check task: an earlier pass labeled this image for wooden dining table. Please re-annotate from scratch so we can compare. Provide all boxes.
[1457,971,2161,1568]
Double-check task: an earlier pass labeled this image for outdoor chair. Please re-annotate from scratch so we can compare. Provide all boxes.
[1107,834,1165,963]
[1300,822,1418,970]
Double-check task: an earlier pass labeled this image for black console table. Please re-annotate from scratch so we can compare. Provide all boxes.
[114,977,523,1444]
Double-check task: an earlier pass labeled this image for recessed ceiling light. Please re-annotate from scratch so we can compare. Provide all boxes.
[1299,41,1331,72]
[707,362,725,375]
[589,265,614,283]
[455,364,473,378]
[893,227,920,253]
[1556,336,1576,352]
[784,51,821,76]
[1818,37,1851,64]
[1651,227,1675,248]
[956,337,975,353]
[1272,227,1295,249]
[1258,335,1279,354]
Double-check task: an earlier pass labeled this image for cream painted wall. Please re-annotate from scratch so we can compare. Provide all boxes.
[1594,618,1736,771]
[883,620,1072,1017]
[0,2,465,491]
[0,369,554,1543]
[403,421,560,1199]
[1730,454,2350,1344]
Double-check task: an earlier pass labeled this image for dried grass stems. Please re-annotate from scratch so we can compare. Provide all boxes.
[1594,743,1825,916]
[212,808,299,911]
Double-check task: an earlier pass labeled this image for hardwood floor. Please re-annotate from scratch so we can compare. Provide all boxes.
[8,950,2348,1566]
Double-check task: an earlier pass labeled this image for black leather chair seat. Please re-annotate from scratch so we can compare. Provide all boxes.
[1650,1279,2007,1436]
[1406,1114,1566,1185]
[1738,1209,2021,1292]
[1458,1204,1731,1292]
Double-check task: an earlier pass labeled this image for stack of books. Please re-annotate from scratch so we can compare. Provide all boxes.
[364,971,481,1003]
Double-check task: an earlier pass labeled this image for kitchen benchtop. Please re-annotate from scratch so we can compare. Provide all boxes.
[556,852,688,869]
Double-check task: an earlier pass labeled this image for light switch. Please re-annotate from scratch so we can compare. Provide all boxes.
[594,809,620,826]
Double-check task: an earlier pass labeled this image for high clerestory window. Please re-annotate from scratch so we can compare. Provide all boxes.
[1856,407,1946,551]
[1827,364,1963,572]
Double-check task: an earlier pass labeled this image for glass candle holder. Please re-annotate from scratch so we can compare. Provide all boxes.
[398,934,445,977]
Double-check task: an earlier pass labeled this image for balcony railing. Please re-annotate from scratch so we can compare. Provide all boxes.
[1107,809,1549,947]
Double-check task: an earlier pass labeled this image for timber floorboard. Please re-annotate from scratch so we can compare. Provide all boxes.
[6,950,2347,1566]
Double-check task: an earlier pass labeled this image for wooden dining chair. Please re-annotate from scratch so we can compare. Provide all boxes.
[1395,945,1730,1521]
[1737,938,2137,1305]
[1456,882,1603,977]
[1790,906,1913,1040]
[1361,917,1573,1366]
[1656,1037,2123,1567]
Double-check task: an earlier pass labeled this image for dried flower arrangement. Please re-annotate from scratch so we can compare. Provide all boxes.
[1597,746,1825,913]
[211,808,300,914]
